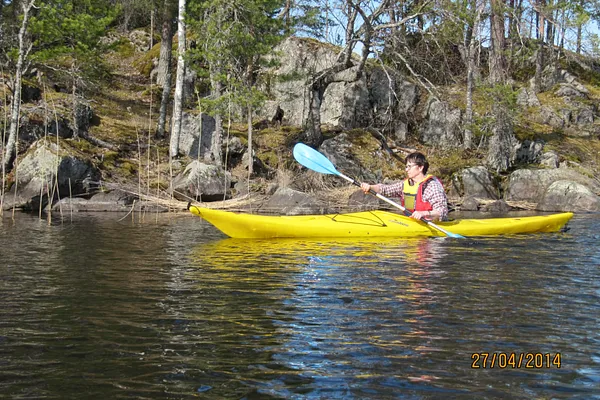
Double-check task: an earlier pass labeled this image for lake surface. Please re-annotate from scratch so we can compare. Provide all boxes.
[1,211,599,399]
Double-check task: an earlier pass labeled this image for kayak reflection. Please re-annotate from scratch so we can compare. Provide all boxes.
[190,236,449,269]
[186,236,451,393]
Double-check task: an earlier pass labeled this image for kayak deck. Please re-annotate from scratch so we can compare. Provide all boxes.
[189,206,573,239]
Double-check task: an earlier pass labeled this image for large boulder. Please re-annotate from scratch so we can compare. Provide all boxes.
[3,141,100,211]
[515,139,544,164]
[505,168,600,203]
[178,112,217,160]
[538,181,600,212]
[169,160,231,202]
[451,166,499,200]
[540,151,559,168]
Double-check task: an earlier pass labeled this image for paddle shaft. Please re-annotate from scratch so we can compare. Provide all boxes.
[337,171,462,238]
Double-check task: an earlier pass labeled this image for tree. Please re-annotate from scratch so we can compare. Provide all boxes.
[533,0,546,93]
[25,0,117,147]
[169,0,186,158]
[156,0,175,139]
[3,0,35,173]
[461,0,485,149]
[187,0,286,170]
[489,0,507,84]
[302,0,386,146]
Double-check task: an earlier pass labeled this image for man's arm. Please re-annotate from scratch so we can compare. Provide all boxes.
[422,179,449,221]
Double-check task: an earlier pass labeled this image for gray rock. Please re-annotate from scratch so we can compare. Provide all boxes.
[516,87,541,107]
[539,106,565,129]
[505,168,600,204]
[129,29,151,52]
[266,183,279,195]
[515,140,544,164]
[4,141,100,210]
[460,196,480,211]
[52,196,168,213]
[320,133,379,184]
[258,37,418,135]
[170,161,231,202]
[233,180,250,197]
[17,102,94,145]
[420,98,462,148]
[348,189,380,210]
[556,83,589,99]
[178,112,217,160]
[538,180,600,212]
[481,200,511,213]
[540,151,559,168]
[452,166,499,200]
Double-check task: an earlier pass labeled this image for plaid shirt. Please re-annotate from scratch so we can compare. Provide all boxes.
[379,178,449,220]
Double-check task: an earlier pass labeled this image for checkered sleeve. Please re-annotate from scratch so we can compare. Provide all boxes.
[422,178,449,220]
[379,181,404,201]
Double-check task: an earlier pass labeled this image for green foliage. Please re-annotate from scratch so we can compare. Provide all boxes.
[114,38,136,58]
[480,84,519,112]
[28,0,117,83]
[186,0,288,118]
[133,41,162,75]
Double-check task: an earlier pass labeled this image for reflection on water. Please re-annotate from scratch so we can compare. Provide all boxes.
[0,213,599,398]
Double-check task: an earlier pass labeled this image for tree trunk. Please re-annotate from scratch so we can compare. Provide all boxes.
[247,104,253,175]
[157,62,173,139]
[211,77,223,166]
[303,85,325,148]
[486,103,517,172]
[464,0,484,149]
[71,65,80,139]
[301,2,361,148]
[3,0,35,173]
[169,0,186,158]
[533,0,545,93]
[488,0,506,84]
[156,0,174,138]
[546,5,554,45]
[278,0,292,27]
[576,24,582,54]
[156,0,174,86]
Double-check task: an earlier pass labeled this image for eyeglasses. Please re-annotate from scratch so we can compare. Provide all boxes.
[405,164,419,170]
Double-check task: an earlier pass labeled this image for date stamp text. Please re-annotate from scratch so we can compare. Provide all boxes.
[471,352,561,369]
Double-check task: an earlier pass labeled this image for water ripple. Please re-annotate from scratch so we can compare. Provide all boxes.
[0,212,599,398]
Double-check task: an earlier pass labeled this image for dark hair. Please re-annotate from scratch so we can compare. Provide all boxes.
[405,152,429,174]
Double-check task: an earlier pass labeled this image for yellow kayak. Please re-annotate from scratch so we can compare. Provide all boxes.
[189,206,573,239]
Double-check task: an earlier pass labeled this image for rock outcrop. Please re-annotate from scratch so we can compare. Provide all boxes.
[259,37,418,140]
[3,141,100,211]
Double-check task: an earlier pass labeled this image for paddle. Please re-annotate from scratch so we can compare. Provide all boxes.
[292,142,465,239]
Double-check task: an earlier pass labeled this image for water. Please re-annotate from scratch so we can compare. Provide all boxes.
[1,211,599,399]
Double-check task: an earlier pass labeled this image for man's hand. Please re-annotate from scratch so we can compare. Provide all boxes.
[411,211,429,220]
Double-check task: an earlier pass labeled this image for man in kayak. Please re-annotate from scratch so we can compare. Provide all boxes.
[360,152,449,221]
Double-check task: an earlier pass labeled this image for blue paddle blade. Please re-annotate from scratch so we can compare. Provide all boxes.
[293,143,340,176]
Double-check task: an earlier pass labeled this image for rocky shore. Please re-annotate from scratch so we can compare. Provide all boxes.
[2,35,600,217]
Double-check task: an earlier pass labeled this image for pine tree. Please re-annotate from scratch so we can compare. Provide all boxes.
[187,0,286,169]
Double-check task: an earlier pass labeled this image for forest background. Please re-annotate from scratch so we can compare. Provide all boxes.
[1,0,600,214]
